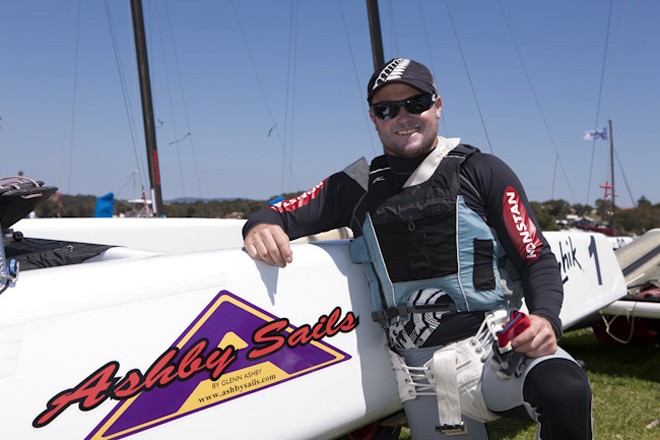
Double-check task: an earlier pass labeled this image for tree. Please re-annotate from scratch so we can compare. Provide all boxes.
[530,201,558,231]
[572,203,593,217]
[542,199,571,219]
[31,194,660,237]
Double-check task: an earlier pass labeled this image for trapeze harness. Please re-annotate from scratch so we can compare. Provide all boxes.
[349,144,519,435]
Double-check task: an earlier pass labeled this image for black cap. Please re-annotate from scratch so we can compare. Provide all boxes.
[367,58,436,103]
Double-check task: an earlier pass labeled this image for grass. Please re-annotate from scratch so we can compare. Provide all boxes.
[397,329,659,440]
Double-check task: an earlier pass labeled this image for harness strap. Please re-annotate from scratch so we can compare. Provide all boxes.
[371,302,458,325]
[430,345,467,435]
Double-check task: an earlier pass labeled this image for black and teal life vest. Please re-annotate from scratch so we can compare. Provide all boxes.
[349,144,508,327]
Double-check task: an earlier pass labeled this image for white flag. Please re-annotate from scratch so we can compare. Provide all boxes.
[583,128,608,141]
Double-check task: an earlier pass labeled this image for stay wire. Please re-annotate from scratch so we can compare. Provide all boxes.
[65,0,81,195]
[336,0,377,156]
[552,156,558,201]
[153,2,187,198]
[103,0,148,197]
[586,0,614,205]
[116,170,138,200]
[417,0,449,138]
[228,0,299,191]
[615,149,636,207]
[163,0,204,199]
[385,0,399,56]
[609,0,635,207]
[442,0,494,154]
[282,0,299,193]
[496,0,577,203]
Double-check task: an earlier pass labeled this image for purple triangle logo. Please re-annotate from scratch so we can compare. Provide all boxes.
[33,291,356,439]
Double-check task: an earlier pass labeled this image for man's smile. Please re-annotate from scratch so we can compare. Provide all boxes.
[396,127,420,136]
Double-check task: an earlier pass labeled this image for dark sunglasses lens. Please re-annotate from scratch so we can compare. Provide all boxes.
[405,94,434,114]
[373,103,399,120]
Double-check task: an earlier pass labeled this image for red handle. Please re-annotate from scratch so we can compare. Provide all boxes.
[496,309,530,350]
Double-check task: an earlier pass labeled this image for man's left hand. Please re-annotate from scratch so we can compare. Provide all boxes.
[510,314,557,358]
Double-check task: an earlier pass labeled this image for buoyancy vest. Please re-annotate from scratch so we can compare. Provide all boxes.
[349,144,508,327]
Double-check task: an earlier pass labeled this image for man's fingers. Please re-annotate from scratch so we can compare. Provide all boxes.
[244,224,292,268]
[257,229,287,267]
[272,231,293,264]
[511,315,557,358]
[247,238,277,266]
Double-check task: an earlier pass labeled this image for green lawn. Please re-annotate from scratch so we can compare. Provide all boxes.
[397,329,659,440]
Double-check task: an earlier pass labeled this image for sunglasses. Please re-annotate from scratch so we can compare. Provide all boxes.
[370,93,437,120]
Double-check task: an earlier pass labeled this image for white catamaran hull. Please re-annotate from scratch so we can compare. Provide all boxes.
[0,219,627,439]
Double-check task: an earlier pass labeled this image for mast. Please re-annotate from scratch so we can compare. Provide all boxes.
[130,0,163,216]
[366,0,384,70]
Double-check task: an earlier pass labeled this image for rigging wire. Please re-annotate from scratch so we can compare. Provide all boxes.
[496,0,577,203]
[614,150,635,207]
[610,0,636,207]
[115,169,138,200]
[551,156,558,201]
[585,0,614,205]
[385,0,400,56]
[163,0,204,199]
[442,0,494,154]
[336,0,378,156]
[103,0,149,198]
[417,0,449,138]
[228,0,299,192]
[282,0,299,192]
[153,2,187,199]
[65,0,82,195]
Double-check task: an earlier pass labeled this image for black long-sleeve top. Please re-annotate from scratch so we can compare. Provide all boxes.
[243,146,564,339]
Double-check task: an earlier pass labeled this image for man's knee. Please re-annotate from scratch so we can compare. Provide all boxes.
[524,358,591,408]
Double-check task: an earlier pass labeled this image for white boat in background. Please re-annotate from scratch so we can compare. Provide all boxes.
[594,229,660,344]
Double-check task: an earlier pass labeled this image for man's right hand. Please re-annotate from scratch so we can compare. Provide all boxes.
[243,223,293,268]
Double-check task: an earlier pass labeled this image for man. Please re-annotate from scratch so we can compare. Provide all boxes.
[243,58,592,439]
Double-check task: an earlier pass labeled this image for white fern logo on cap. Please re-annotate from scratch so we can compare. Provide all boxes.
[372,58,411,91]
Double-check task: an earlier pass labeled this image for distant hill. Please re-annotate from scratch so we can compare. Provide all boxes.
[32,193,660,236]
[165,197,242,204]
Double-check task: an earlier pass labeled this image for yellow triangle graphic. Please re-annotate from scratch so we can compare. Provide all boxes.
[218,331,248,350]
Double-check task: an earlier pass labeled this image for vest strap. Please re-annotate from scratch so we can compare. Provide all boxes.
[371,302,458,325]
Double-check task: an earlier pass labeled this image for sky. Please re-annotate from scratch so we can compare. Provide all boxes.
[1,0,658,207]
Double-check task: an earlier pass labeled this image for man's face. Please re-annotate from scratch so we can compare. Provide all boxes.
[369,83,442,158]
